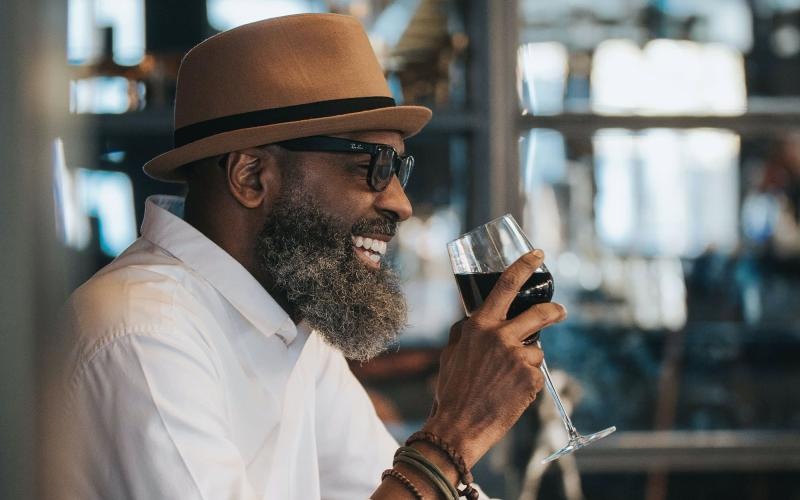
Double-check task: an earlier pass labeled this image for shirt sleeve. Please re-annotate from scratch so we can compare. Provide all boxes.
[313,343,399,500]
[63,330,260,500]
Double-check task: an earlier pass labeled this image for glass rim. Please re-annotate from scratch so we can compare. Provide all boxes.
[447,213,516,246]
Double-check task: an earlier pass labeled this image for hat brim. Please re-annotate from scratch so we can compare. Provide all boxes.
[143,105,432,182]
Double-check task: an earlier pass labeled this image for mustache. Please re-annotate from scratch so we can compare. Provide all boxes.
[350,216,398,237]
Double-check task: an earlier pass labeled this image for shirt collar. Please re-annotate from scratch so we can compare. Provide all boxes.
[140,195,297,345]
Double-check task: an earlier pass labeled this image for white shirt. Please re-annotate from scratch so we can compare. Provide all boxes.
[61,195,399,500]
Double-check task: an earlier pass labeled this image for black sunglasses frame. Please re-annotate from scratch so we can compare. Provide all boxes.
[275,136,414,192]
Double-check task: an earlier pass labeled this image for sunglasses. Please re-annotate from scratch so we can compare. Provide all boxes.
[276,136,414,192]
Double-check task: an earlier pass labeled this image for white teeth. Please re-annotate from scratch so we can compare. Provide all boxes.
[368,253,381,263]
[352,235,388,256]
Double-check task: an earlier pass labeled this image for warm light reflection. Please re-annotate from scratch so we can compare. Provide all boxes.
[593,128,740,257]
[591,39,746,115]
[591,39,645,115]
[70,77,145,114]
[519,126,738,330]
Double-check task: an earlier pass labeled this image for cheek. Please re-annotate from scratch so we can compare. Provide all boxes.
[308,178,377,222]
[324,192,375,225]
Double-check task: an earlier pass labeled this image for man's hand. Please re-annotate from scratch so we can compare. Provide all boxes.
[423,250,567,467]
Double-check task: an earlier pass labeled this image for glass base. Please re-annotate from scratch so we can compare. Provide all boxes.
[541,426,617,464]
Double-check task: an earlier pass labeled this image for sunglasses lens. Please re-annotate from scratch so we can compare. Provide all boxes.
[371,148,395,191]
[398,156,414,188]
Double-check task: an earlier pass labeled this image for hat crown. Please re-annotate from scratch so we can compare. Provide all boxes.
[175,14,391,129]
[143,13,431,182]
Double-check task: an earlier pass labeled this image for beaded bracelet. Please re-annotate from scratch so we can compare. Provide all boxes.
[382,468,424,499]
[394,446,459,499]
[406,431,479,500]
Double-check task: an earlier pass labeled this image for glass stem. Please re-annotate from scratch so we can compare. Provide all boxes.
[536,340,579,440]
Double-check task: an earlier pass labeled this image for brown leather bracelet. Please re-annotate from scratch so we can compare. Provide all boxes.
[405,431,479,500]
[382,468,424,499]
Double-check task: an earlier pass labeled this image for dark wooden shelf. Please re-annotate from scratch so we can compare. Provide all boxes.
[520,97,800,137]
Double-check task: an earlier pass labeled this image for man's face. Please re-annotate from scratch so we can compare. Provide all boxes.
[255,130,414,361]
[286,130,413,265]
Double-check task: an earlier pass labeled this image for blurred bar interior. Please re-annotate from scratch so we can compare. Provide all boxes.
[2,0,800,498]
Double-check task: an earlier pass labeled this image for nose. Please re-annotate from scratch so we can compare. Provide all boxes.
[374,175,413,222]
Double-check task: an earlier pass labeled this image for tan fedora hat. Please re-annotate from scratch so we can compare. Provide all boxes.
[143,13,432,182]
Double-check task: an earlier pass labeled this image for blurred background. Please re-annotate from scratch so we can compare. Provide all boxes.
[3,0,800,498]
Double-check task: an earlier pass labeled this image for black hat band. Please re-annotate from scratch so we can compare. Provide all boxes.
[174,96,397,147]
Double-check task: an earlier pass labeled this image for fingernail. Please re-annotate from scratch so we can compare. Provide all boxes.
[532,249,544,258]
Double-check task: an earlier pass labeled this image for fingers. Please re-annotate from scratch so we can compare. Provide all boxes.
[477,250,545,320]
[501,302,567,343]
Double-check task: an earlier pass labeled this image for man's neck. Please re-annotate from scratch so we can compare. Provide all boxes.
[184,194,304,325]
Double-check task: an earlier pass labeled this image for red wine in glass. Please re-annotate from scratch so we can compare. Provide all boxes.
[454,271,554,343]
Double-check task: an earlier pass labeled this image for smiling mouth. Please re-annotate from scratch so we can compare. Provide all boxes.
[352,235,388,269]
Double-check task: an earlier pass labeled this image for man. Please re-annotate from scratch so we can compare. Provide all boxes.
[60,13,566,499]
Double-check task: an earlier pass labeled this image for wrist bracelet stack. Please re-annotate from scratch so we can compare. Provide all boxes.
[394,446,459,499]
[380,431,479,499]
[406,431,479,500]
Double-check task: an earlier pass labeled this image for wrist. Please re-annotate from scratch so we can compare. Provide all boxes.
[406,430,480,500]
[420,418,481,469]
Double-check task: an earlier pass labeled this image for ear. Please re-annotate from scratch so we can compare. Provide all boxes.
[225,149,279,209]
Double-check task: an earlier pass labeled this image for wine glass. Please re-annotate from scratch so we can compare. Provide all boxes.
[447,214,615,463]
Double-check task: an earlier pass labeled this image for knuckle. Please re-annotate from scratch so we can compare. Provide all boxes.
[511,346,528,365]
[535,303,565,325]
[469,314,492,332]
[495,324,515,339]
[536,372,546,392]
[523,368,541,393]
[529,347,544,366]
[557,303,568,320]
[534,304,552,323]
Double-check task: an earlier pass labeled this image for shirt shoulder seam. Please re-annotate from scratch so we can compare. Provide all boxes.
[69,326,178,391]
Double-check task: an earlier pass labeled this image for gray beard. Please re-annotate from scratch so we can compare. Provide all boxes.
[255,188,407,361]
